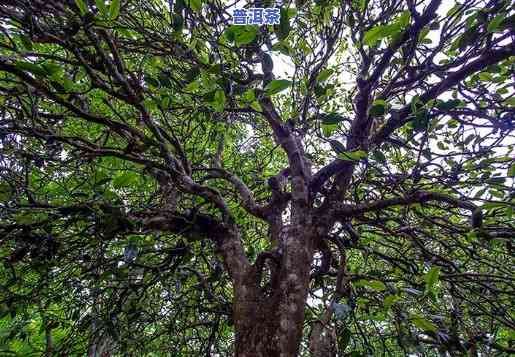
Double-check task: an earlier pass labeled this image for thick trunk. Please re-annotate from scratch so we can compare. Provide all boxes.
[309,322,337,357]
[234,225,315,357]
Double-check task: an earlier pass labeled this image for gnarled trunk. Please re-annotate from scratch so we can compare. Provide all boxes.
[233,226,315,357]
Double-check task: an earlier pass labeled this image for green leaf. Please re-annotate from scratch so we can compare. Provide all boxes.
[487,14,506,33]
[208,64,222,75]
[15,213,36,225]
[185,66,201,81]
[504,97,515,107]
[363,24,400,46]
[96,0,107,15]
[223,27,235,43]
[424,266,440,291]
[410,95,422,113]
[338,328,351,351]
[230,25,259,46]
[322,123,337,137]
[299,39,312,55]
[14,61,48,77]
[418,27,430,41]
[353,279,386,290]
[446,4,460,17]
[109,0,120,20]
[161,95,171,109]
[411,315,438,332]
[452,27,477,51]
[113,172,136,188]
[369,99,387,117]
[398,10,411,28]
[188,0,202,12]
[19,35,33,51]
[410,97,429,131]
[436,99,462,111]
[320,112,345,125]
[144,75,160,88]
[250,101,262,111]
[363,25,387,46]
[372,150,386,163]
[271,42,291,56]
[389,30,403,46]
[316,69,333,83]
[74,0,88,15]
[446,119,459,128]
[185,80,199,92]
[95,177,112,187]
[50,80,66,93]
[314,84,327,98]
[62,77,75,91]
[368,280,387,291]
[338,150,368,162]
[42,63,61,76]
[265,79,292,95]
[242,89,256,102]
[357,0,367,12]
[383,295,400,309]
[158,71,173,88]
[0,183,12,202]
[508,162,515,177]
[276,8,291,40]
[478,72,493,82]
[212,89,226,112]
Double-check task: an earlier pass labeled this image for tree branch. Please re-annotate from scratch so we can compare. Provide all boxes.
[332,191,476,218]
[371,44,515,146]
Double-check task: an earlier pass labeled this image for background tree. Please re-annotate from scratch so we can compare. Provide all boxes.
[0,0,514,356]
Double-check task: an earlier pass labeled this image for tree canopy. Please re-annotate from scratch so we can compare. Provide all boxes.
[0,0,514,356]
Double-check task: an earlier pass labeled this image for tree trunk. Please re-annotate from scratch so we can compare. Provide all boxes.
[309,322,337,357]
[233,225,315,356]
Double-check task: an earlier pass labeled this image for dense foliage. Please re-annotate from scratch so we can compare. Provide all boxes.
[0,0,514,356]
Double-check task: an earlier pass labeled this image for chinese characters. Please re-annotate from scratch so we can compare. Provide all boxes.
[232,8,280,25]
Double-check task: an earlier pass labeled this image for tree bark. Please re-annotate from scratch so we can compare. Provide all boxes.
[233,225,315,357]
[309,322,337,357]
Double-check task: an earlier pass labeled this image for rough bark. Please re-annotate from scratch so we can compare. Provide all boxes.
[309,322,337,357]
[233,225,315,357]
